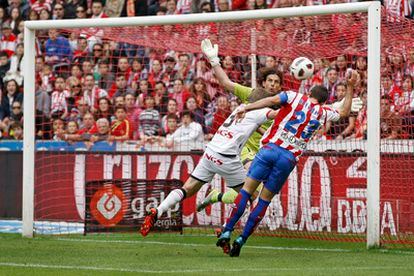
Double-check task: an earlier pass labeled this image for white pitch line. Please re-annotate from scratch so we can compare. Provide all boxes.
[0,262,413,274]
[56,237,351,252]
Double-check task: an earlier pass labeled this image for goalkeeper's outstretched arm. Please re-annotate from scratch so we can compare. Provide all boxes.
[201,39,236,93]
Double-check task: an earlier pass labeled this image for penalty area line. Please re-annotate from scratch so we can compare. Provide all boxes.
[56,237,351,252]
[0,262,412,273]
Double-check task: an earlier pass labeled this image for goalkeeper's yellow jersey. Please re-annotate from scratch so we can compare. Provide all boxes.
[233,83,273,157]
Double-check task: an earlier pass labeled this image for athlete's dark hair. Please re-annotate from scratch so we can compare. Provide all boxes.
[310,85,329,104]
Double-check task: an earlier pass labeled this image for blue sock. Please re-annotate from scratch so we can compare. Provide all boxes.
[241,198,271,241]
[224,189,251,233]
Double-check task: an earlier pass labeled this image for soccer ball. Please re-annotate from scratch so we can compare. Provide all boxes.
[289,57,314,80]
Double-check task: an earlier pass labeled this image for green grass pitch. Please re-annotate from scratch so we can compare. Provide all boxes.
[1,232,414,275]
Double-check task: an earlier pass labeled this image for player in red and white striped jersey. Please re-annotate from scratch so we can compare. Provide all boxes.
[218,70,359,257]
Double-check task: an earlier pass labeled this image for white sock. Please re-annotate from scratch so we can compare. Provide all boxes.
[156,189,185,218]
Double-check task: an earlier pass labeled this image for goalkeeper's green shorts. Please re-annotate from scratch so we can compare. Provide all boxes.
[241,146,257,165]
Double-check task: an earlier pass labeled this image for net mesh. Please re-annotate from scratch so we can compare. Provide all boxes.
[29,8,414,247]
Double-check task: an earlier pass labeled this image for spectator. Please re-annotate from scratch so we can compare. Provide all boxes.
[82,73,108,111]
[35,81,51,118]
[217,0,230,12]
[113,95,125,108]
[50,76,70,120]
[81,60,94,75]
[115,56,131,79]
[323,67,339,103]
[189,77,211,112]
[139,94,161,143]
[335,55,348,82]
[91,0,108,18]
[7,0,30,20]
[0,7,8,26]
[351,91,367,139]
[90,118,110,142]
[45,29,72,64]
[324,83,356,140]
[28,9,39,21]
[96,60,114,90]
[72,35,89,64]
[8,100,23,126]
[171,78,190,112]
[161,98,179,134]
[160,56,177,91]
[380,95,403,139]
[52,2,65,20]
[0,22,17,57]
[64,0,86,19]
[94,97,113,122]
[195,57,217,99]
[112,73,135,98]
[153,81,170,115]
[66,77,83,110]
[51,118,65,140]
[9,7,22,35]
[75,4,88,19]
[61,120,79,143]
[110,106,132,141]
[137,79,151,108]
[147,58,163,88]
[128,58,148,90]
[125,93,141,139]
[75,98,91,125]
[39,8,51,20]
[166,0,177,14]
[38,63,54,93]
[8,121,23,140]
[185,96,206,132]
[162,113,179,139]
[78,112,97,135]
[91,42,104,67]
[70,64,83,81]
[8,42,23,74]
[166,110,204,150]
[1,79,23,121]
[176,53,194,86]
[209,95,231,135]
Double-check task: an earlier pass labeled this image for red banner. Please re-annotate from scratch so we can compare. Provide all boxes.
[35,152,414,236]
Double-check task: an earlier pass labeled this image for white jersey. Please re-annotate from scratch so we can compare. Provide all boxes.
[207,108,272,156]
[261,91,340,158]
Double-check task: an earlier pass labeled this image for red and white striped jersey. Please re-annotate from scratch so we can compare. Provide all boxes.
[261,91,340,158]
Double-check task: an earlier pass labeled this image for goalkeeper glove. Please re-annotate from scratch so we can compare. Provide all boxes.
[350,97,363,113]
[331,97,363,113]
[201,39,220,67]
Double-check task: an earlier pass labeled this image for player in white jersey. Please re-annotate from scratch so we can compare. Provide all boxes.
[217,70,359,257]
[140,106,278,237]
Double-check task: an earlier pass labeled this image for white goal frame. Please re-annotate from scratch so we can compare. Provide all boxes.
[22,2,381,248]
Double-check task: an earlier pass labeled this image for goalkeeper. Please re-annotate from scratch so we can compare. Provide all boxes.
[196,39,364,211]
[196,39,285,211]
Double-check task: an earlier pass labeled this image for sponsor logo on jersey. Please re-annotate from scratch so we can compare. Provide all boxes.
[90,184,126,227]
[204,153,223,165]
[280,131,307,150]
[216,129,234,139]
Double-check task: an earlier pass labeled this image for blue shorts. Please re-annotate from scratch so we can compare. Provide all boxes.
[247,143,297,194]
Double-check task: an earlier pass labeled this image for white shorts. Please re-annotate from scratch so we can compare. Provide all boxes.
[191,147,246,188]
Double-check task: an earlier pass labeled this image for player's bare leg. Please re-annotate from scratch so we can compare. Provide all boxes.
[140,177,204,236]
[197,160,260,212]
[216,177,261,254]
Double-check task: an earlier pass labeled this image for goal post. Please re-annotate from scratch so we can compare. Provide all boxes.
[22,2,382,247]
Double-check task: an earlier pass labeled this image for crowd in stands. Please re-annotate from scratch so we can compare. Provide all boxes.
[0,0,413,150]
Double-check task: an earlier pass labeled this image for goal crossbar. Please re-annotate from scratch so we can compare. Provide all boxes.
[22,2,381,248]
